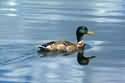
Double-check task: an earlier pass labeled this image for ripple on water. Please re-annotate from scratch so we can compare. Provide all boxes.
[0,64,32,83]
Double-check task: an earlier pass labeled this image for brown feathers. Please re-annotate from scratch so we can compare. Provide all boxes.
[44,40,85,53]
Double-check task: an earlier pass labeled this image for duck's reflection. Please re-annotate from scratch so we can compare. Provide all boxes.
[77,49,96,65]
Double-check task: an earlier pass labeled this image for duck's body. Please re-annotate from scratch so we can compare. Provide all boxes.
[38,26,95,54]
[39,40,84,53]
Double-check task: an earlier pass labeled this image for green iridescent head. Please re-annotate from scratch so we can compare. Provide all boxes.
[76,26,95,42]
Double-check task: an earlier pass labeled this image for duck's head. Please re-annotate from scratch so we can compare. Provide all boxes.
[76,26,95,42]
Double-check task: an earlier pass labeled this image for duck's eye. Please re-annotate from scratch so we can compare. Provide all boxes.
[83,27,88,33]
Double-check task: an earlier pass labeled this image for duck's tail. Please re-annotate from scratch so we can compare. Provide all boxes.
[37,45,49,52]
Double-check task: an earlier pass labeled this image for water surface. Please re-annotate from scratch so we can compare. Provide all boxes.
[0,0,125,83]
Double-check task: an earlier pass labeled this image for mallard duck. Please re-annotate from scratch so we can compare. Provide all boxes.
[38,26,95,53]
[77,44,96,65]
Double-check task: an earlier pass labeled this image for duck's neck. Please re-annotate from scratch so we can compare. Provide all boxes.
[77,35,84,42]
[77,37,81,42]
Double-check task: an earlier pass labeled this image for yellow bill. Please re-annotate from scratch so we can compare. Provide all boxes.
[87,31,96,35]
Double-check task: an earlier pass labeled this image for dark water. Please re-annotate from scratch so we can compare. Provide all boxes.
[0,0,125,83]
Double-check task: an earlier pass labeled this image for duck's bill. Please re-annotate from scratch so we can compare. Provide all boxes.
[87,31,95,35]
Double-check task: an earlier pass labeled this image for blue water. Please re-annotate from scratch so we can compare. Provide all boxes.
[0,0,125,83]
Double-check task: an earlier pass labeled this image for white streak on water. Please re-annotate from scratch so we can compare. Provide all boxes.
[87,40,105,46]
[0,77,30,82]
[4,67,31,77]
[7,1,17,6]
[86,46,102,52]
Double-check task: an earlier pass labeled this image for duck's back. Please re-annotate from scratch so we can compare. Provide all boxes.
[42,41,75,47]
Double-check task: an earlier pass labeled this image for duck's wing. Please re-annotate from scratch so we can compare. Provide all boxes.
[41,41,56,47]
[37,41,56,52]
[62,41,75,46]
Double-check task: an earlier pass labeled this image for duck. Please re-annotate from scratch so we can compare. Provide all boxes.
[38,26,95,53]
[77,44,96,65]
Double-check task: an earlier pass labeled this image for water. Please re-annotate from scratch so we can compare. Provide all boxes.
[0,0,125,83]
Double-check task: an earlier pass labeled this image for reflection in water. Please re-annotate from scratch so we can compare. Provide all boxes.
[77,50,96,65]
[77,44,96,65]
